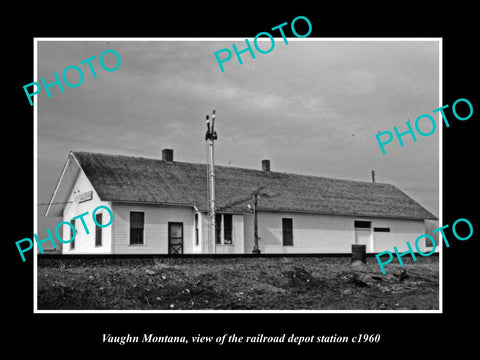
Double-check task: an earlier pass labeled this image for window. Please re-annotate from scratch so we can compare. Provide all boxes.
[374,227,390,232]
[95,213,102,246]
[214,213,234,245]
[354,220,371,229]
[130,212,145,245]
[282,218,293,246]
[223,214,233,244]
[194,213,199,246]
[215,213,222,244]
[70,219,76,249]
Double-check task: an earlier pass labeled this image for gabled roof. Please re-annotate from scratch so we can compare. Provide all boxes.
[65,151,437,220]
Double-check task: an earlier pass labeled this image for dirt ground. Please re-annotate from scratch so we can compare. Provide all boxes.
[37,256,439,310]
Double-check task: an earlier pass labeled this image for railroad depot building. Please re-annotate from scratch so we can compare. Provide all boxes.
[45,149,437,255]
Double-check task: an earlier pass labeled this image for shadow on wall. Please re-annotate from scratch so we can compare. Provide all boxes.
[425,219,440,245]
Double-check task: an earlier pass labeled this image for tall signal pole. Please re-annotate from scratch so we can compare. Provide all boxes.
[205,110,217,254]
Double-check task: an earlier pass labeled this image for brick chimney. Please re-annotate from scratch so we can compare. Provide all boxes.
[162,148,173,162]
[261,159,270,172]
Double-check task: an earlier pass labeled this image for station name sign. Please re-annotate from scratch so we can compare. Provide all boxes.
[75,190,93,203]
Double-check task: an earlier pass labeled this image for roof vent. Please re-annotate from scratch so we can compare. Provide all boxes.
[162,148,173,162]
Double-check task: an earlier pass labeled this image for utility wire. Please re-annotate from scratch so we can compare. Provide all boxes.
[37,201,74,206]
[39,127,159,156]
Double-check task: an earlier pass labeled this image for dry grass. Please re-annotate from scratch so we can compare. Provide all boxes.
[37,256,439,311]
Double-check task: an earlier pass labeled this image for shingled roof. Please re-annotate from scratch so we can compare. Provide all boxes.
[72,151,437,220]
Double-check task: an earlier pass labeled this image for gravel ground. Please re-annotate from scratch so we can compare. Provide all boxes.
[37,255,439,310]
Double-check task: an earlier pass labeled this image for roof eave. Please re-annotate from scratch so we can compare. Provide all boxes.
[44,151,80,216]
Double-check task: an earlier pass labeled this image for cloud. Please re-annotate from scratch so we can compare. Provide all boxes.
[36,39,440,217]
[342,70,377,96]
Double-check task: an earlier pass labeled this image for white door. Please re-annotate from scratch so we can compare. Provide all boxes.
[354,220,373,253]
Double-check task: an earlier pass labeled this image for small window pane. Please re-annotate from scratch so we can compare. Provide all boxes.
[170,223,183,238]
[131,212,144,228]
[354,220,371,229]
[130,229,143,244]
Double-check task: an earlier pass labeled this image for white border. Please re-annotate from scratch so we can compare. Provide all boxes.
[438,38,443,314]
[33,37,442,314]
[33,39,38,312]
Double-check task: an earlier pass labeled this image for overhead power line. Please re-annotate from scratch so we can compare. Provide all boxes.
[38,127,159,156]
[37,201,74,206]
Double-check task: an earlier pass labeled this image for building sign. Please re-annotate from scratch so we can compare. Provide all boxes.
[75,190,93,203]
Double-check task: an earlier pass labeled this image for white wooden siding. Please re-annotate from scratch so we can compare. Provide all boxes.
[243,211,431,254]
[200,213,245,254]
[372,218,434,253]
[214,214,244,254]
[243,213,254,253]
[111,203,195,254]
[246,212,354,254]
[233,215,245,253]
[62,170,112,254]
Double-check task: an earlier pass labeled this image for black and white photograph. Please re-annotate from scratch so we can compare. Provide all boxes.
[34,39,440,312]
[7,6,478,356]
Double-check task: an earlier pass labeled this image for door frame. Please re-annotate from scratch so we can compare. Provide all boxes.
[168,222,184,254]
[354,220,373,253]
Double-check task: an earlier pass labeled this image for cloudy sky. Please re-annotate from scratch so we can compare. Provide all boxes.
[36,39,440,234]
